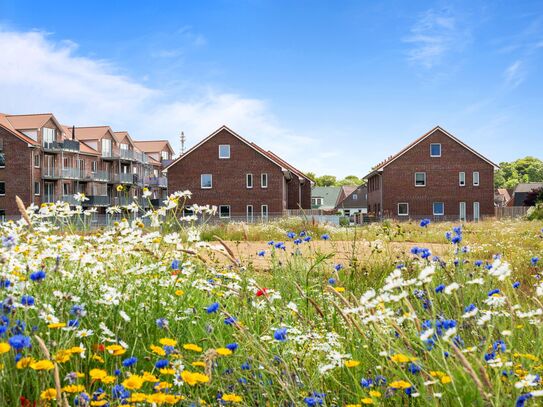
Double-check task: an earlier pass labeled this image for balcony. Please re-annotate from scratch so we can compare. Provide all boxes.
[86,195,110,206]
[85,170,110,182]
[42,168,60,179]
[146,176,168,188]
[41,194,79,206]
[42,140,80,153]
[113,173,135,184]
[61,167,85,180]
[101,149,119,160]
[120,149,136,161]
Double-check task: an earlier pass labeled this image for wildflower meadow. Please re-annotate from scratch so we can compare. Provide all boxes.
[0,193,542,406]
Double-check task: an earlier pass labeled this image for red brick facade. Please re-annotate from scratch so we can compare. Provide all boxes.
[166,127,312,219]
[366,127,496,221]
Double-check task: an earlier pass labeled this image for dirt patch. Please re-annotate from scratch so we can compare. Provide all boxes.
[208,240,450,270]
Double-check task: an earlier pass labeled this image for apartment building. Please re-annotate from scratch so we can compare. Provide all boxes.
[364,126,498,221]
[0,113,172,217]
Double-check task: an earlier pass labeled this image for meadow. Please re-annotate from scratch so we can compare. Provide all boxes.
[0,195,542,406]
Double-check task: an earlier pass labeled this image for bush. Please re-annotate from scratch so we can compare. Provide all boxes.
[339,216,350,226]
[527,202,543,220]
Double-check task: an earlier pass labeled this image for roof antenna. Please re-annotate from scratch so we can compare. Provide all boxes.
[180,131,186,155]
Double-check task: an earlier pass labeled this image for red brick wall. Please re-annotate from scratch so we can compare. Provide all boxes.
[287,176,300,209]
[167,129,286,217]
[300,180,312,209]
[0,127,33,216]
[380,129,494,220]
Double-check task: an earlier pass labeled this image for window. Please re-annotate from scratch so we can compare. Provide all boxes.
[101,139,112,155]
[430,143,441,157]
[34,182,40,196]
[261,204,269,220]
[473,171,480,186]
[459,172,466,187]
[433,202,444,216]
[219,205,230,218]
[246,173,253,188]
[34,154,40,168]
[352,194,358,200]
[459,202,466,221]
[42,128,55,146]
[246,205,253,222]
[312,197,323,206]
[161,151,169,161]
[219,145,230,159]
[398,203,409,216]
[201,174,212,189]
[63,183,71,196]
[92,161,97,173]
[473,202,480,221]
[415,172,426,187]
[120,143,128,150]
[0,153,4,168]
[0,182,5,196]
[0,210,5,222]
[261,173,268,188]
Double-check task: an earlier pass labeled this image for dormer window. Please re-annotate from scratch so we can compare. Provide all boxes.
[161,151,169,161]
[120,143,128,150]
[430,143,441,157]
[42,128,56,147]
[219,145,230,159]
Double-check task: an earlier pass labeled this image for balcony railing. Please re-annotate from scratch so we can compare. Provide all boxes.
[86,170,110,182]
[120,149,136,161]
[61,167,85,180]
[86,195,110,206]
[145,176,168,188]
[101,149,118,160]
[41,194,79,205]
[113,173,135,184]
[43,140,80,152]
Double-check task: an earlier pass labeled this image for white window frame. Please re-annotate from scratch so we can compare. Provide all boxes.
[34,181,40,196]
[218,145,230,159]
[430,143,441,157]
[352,194,358,200]
[473,201,480,221]
[34,154,40,168]
[433,202,444,216]
[473,171,480,186]
[161,151,169,161]
[261,204,269,220]
[101,138,112,155]
[246,173,253,189]
[397,202,409,216]
[92,161,97,173]
[201,174,212,189]
[261,173,268,188]
[414,172,426,187]
[218,205,231,219]
[246,205,253,222]
[459,172,466,187]
[459,201,466,221]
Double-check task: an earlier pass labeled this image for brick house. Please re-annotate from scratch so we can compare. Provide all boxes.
[165,126,312,220]
[0,112,173,217]
[335,185,368,216]
[364,126,498,221]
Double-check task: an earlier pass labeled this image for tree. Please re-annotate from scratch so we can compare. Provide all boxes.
[495,156,543,188]
[337,175,365,186]
[316,175,337,187]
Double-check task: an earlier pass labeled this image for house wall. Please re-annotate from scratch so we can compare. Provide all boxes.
[381,129,494,220]
[0,127,33,216]
[300,180,312,209]
[287,176,301,209]
[366,174,382,215]
[167,128,286,217]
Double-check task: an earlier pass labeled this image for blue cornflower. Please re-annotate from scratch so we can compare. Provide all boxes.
[226,343,238,351]
[155,359,169,369]
[224,317,237,325]
[303,393,325,406]
[321,234,330,240]
[163,346,174,355]
[303,236,312,242]
[112,384,130,400]
[445,231,452,241]
[114,369,121,376]
[274,327,288,341]
[453,226,462,235]
[484,352,496,361]
[488,288,500,297]
[408,363,421,374]
[513,281,521,289]
[257,250,266,256]
[435,284,445,293]
[29,270,46,282]
[8,334,31,350]
[155,318,169,329]
[474,260,483,267]
[274,242,286,250]
[360,377,373,388]
[300,231,307,237]
[74,393,90,406]
[334,264,343,271]
[206,302,220,314]
[420,218,430,227]
[70,305,86,317]
[267,240,274,245]
[293,238,302,245]
[516,393,533,407]
[171,259,180,270]
[532,257,539,266]
[464,303,477,313]
[68,319,79,328]
[0,279,10,289]
[451,235,462,244]
[420,249,431,259]
[374,375,387,386]
[493,340,506,353]
[328,278,336,285]
[241,362,251,370]
[287,231,296,239]
[410,246,420,255]
[122,356,137,367]
[2,235,16,248]
[21,295,35,306]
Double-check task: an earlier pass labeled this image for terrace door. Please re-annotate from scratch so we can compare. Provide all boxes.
[473,202,480,222]
[44,155,55,177]
[459,202,466,222]
[44,182,55,203]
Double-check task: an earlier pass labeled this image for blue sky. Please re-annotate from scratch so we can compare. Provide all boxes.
[0,0,542,177]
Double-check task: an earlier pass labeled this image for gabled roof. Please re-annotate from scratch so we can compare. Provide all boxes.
[311,186,343,209]
[0,114,39,145]
[164,126,311,182]
[364,126,499,178]
[134,140,174,154]
[336,184,368,209]
[4,113,63,131]
[513,182,543,193]
[62,125,99,155]
[114,131,136,147]
[74,126,119,142]
[249,142,313,183]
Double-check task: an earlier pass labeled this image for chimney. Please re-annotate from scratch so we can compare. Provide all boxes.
[72,125,76,140]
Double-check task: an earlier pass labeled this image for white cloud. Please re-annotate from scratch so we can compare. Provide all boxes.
[503,60,525,88]
[0,28,324,172]
[404,8,470,69]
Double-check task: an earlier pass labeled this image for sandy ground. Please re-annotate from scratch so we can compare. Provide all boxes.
[205,240,450,270]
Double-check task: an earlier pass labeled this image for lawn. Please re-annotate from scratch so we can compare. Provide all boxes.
[0,200,542,406]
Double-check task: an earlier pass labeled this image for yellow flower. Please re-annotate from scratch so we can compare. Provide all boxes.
[390,380,412,389]
[159,368,176,375]
[68,346,85,354]
[216,347,233,356]
[102,375,116,384]
[116,185,124,192]
[150,344,166,356]
[175,289,184,296]
[334,287,346,292]
[369,390,381,398]
[441,375,452,384]
[346,405,362,407]
[142,371,160,382]
[0,343,10,354]
[90,368,108,380]
[222,393,243,403]
[16,357,35,369]
[181,370,209,386]
[40,388,57,400]
[48,322,67,329]
[54,350,72,363]
[155,381,172,390]
[183,343,203,353]
[390,353,417,363]
[361,398,374,405]
[106,344,126,356]
[159,338,177,347]
[192,361,206,367]
[90,401,108,406]
[344,360,360,368]
[62,384,85,393]
[122,375,145,390]
[92,354,105,363]
[128,393,148,403]
[30,359,55,370]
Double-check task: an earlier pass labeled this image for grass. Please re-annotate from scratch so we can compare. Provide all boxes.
[0,200,542,406]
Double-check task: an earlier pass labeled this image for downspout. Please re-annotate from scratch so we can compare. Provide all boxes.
[380,173,383,221]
